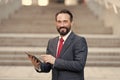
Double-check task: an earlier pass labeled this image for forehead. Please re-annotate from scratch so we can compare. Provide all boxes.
[56,13,70,20]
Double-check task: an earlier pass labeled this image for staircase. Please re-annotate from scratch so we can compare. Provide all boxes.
[0,4,112,34]
[0,3,120,67]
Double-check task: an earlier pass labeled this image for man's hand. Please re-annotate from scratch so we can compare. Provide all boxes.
[27,54,40,69]
[41,55,55,64]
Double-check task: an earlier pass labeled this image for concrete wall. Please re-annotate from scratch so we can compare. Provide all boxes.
[0,0,22,23]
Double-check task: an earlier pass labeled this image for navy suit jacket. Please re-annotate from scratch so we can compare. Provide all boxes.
[37,32,88,80]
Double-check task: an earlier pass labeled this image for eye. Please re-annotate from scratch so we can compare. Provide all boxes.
[63,20,68,23]
[64,21,67,22]
[57,20,61,23]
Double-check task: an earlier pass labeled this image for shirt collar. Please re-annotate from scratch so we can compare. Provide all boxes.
[59,30,72,42]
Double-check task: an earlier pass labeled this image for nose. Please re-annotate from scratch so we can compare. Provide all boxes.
[60,22,65,27]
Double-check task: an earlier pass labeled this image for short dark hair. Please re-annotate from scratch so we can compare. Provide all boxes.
[55,9,73,22]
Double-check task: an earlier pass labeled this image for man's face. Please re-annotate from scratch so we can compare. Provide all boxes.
[56,13,72,36]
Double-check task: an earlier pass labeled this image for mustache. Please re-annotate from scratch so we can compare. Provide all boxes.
[59,27,67,29]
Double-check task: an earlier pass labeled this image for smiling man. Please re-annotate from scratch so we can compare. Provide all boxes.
[29,9,88,80]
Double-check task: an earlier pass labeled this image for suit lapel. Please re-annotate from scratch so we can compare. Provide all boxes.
[52,37,59,57]
[60,32,75,57]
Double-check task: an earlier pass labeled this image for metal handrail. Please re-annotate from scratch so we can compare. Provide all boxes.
[94,0,120,14]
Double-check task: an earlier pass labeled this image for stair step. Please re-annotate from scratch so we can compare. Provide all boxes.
[0,34,119,47]
[0,47,46,52]
[0,47,119,66]
[0,60,32,66]
[0,54,120,61]
[0,59,120,67]
[86,61,120,67]
[3,19,54,24]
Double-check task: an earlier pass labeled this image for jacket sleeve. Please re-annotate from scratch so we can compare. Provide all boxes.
[36,62,51,73]
[36,40,52,73]
[54,37,88,72]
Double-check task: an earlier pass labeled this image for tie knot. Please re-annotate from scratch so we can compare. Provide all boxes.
[60,38,64,42]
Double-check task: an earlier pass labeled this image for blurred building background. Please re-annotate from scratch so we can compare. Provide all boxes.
[0,0,120,80]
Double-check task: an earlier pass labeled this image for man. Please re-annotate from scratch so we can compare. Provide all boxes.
[29,9,88,80]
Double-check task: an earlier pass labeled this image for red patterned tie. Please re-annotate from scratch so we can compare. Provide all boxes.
[56,38,64,58]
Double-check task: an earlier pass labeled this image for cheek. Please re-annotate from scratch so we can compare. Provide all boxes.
[64,23,70,27]
[56,26,60,30]
[56,23,60,28]
[56,22,61,26]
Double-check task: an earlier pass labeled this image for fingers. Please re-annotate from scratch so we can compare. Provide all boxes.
[28,55,38,63]
[28,55,40,68]
[41,55,55,64]
[41,55,49,63]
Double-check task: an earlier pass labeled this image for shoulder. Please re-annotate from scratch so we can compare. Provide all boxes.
[72,32,86,41]
[48,36,59,42]
[70,33,87,47]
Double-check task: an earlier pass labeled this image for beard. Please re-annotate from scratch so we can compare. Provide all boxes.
[57,26,71,36]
